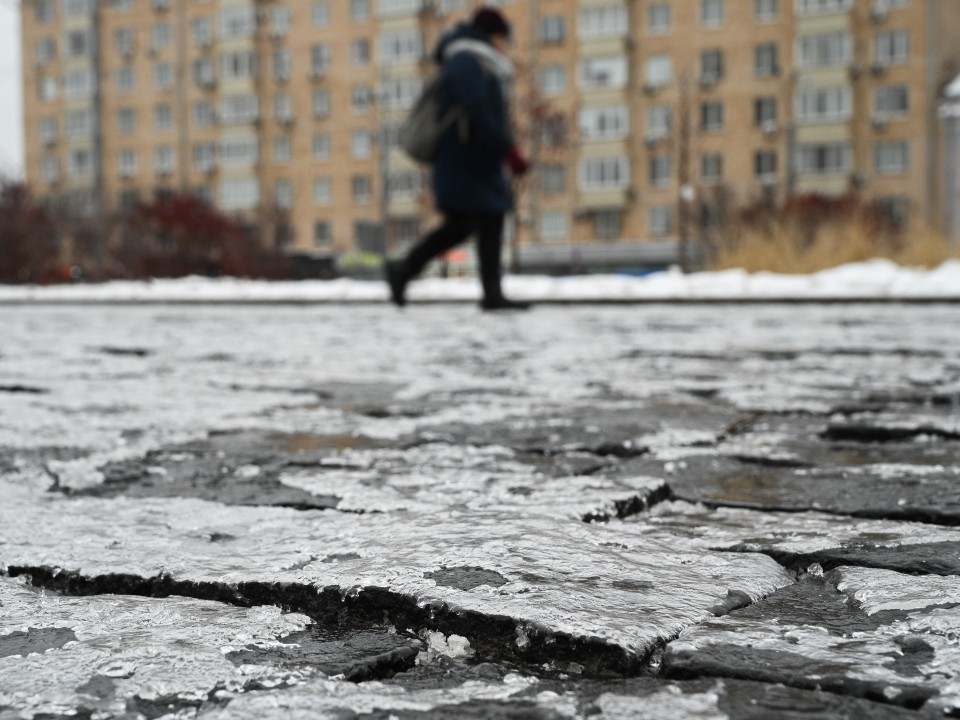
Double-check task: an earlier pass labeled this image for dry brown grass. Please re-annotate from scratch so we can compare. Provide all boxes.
[711,216,956,274]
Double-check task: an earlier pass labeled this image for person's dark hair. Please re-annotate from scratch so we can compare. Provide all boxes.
[472,6,512,39]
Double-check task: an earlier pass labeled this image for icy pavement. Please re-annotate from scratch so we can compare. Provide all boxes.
[1,304,960,719]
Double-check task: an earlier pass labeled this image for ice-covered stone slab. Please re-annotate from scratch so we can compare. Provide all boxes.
[0,576,317,718]
[662,568,960,713]
[621,502,960,575]
[0,489,792,673]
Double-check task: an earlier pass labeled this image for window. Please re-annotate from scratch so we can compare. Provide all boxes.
[113,28,133,56]
[271,6,291,37]
[219,6,255,39]
[650,206,673,237]
[274,50,291,82]
[540,211,568,241]
[193,143,216,172]
[193,101,215,127]
[381,76,421,109]
[64,69,94,99]
[39,117,58,144]
[540,165,566,193]
[875,85,909,117]
[754,44,779,77]
[388,170,421,200]
[580,157,629,190]
[648,4,671,33]
[117,149,138,177]
[38,76,57,101]
[796,86,852,122]
[154,146,175,175]
[594,211,623,240]
[352,175,372,202]
[192,58,215,87]
[314,178,332,205]
[116,66,135,93]
[797,143,851,175]
[755,97,777,126]
[35,0,55,23]
[647,106,673,138]
[875,141,908,174]
[221,51,257,81]
[36,37,56,65]
[351,0,370,21]
[700,49,724,83]
[351,85,372,113]
[220,94,259,124]
[314,221,332,247]
[754,0,779,20]
[220,178,259,210]
[540,16,565,44]
[154,62,174,89]
[313,90,331,118]
[69,148,93,178]
[311,44,331,76]
[649,155,673,188]
[579,5,628,39]
[191,17,212,46]
[154,104,173,130]
[64,0,90,18]
[378,0,420,16]
[379,29,422,64]
[312,133,331,160]
[539,66,567,95]
[150,22,171,51]
[579,106,629,141]
[41,156,60,183]
[312,2,330,27]
[275,94,293,122]
[117,108,136,134]
[702,153,723,184]
[700,0,724,27]
[218,133,259,167]
[66,109,91,138]
[797,32,852,67]
[351,39,371,66]
[579,56,627,89]
[755,150,777,182]
[646,55,673,87]
[796,0,853,14]
[875,30,909,66]
[701,101,724,132]
[274,137,291,163]
[275,180,293,209]
[120,190,140,212]
[351,131,373,158]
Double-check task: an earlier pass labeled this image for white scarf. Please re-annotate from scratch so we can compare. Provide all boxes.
[443,38,515,101]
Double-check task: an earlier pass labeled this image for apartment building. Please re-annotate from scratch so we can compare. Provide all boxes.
[21,0,960,271]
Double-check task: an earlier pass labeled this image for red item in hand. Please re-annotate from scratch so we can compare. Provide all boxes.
[506,146,530,177]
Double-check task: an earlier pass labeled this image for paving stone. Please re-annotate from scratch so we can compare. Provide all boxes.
[620,501,960,576]
[662,569,960,713]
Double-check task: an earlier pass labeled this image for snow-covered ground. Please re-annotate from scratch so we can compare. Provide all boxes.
[1,259,959,303]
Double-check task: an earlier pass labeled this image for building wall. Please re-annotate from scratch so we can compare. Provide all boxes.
[20,0,960,265]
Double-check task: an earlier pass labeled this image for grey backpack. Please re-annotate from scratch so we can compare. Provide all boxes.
[400,76,466,164]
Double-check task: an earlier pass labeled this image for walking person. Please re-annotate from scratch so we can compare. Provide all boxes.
[385,7,531,311]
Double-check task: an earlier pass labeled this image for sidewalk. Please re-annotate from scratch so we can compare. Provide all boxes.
[0,303,958,719]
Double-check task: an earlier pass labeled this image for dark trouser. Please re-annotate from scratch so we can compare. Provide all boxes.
[403,212,506,302]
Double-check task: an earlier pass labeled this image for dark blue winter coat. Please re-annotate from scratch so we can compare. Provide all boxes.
[431,24,515,214]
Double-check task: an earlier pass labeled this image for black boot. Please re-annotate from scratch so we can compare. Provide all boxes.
[384,259,408,307]
[480,296,532,311]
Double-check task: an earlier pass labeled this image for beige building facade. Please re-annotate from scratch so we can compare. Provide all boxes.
[21,0,960,270]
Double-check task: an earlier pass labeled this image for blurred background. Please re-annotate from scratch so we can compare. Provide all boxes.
[2,0,960,284]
